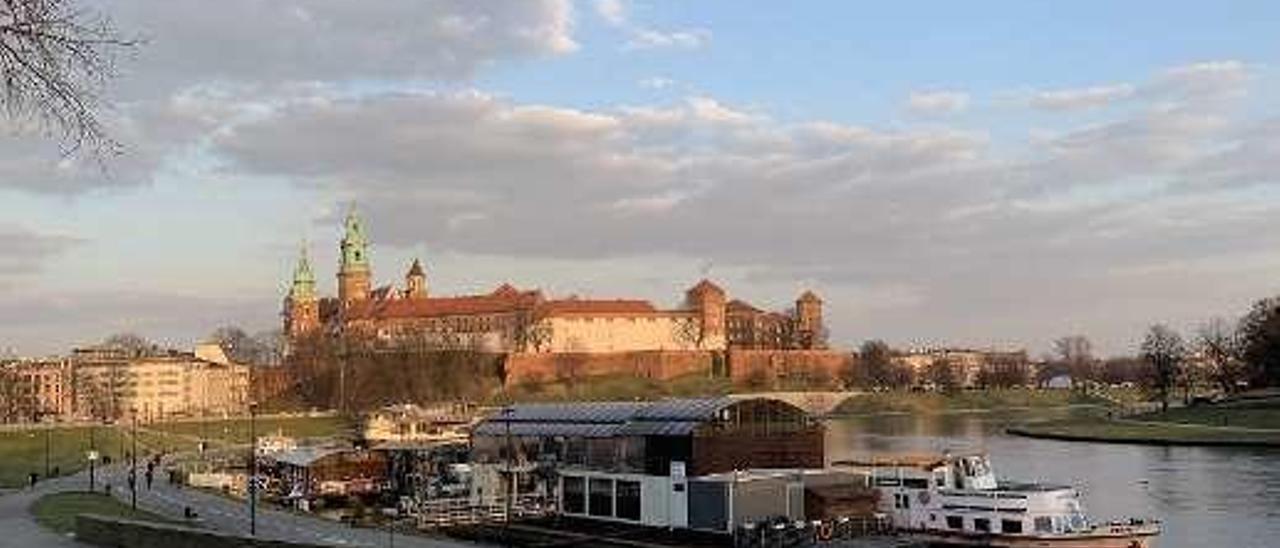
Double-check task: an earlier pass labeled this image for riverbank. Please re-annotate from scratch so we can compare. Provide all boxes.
[830,388,1135,416]
[1008,399,1280,447]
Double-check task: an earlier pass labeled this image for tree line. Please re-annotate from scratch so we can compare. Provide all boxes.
[282,330,504,413]
[838,294,1280,407]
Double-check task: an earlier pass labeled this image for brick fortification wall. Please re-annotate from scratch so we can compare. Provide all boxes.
[503,350,715,385]
[727,349,851,386]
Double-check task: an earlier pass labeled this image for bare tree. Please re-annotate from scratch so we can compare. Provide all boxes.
[1197,318,1246,394]
[1053,335,1097,386]
[101,332,152,358]
[978,352,1032,389]
[857,340,896,389]
[1141,324,1185,413]
[672,316,703,350]
[926,356,959,393]
[1238,296,1280,387]
[1,0,139,154]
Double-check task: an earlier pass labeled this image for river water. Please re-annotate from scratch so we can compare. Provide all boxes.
[824,410,1280,548]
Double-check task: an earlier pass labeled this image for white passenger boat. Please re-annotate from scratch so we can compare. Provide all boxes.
[835,453,1160,548]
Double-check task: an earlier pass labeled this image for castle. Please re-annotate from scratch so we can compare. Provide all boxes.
[282,207,825,355]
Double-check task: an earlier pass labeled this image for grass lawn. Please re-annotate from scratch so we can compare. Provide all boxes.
[146,414,352,445]
[0,425,157,488]
[0,415,348,488]
[831,388,1130,415]
[1010,399,1280,446]
[1133,400,1280,430]
[1009,416,1280,446]
[29,491,174,534]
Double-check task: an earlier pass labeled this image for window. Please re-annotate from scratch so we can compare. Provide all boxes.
[974,518,990,532]
[946,516,963,530]
[589,478,614,517]
[903,478,928,489]
[1033,516,1053,533]
[615,481,641,521]
[1001,519,1023,534]
[562,476,585,514]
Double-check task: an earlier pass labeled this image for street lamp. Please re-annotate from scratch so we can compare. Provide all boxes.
[88,422,98,492]
[248,400,259,537]
[130,408,138,510]
[40,412,51,479]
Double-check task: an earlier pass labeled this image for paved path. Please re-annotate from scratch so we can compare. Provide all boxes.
[0,465,475,548]
[0,476,85,548]
[95,463,472,548]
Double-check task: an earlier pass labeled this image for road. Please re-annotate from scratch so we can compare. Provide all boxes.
[0,477,81,548]
[94,463,472,547]
[0,464,475,548]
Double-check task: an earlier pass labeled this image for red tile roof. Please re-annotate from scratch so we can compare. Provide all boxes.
[345,289,540,320]
[687,279,725,296]
[536,299,658,316]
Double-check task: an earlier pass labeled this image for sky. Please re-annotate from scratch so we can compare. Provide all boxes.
[3,1,1280,357]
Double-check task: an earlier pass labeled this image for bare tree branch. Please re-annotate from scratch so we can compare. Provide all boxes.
[1,0,139,157]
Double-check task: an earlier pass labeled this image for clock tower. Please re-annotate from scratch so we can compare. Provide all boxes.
[337,205,372,307]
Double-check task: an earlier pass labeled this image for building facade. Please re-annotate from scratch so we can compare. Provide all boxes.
[283,207,825,355]
[0,358,74,421]
[70,344,250,422]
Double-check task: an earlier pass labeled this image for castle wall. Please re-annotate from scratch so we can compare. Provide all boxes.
[503,350,715,385]
[541,312,720,353]
[726,349,851,387]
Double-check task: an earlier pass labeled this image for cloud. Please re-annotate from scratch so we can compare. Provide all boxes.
[0,290,275,355]
[0,226,82,277]
[1029,84,1136,111]
[3,1,581,193]
[595,0,627,26]
[625,28,711,50]
[591,0,710,51]
[106,0,578,91]
[906,90,970,115]
[1157,60,1251,99]
[639,76,677,90]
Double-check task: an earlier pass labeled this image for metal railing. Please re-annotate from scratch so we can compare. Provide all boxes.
[407,494,556,528]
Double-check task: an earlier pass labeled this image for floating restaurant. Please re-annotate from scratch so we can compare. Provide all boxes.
[467,396,872,533]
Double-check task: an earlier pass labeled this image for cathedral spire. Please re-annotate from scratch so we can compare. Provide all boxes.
[340,203,369,273]
[338,203,372,304]
[289,242,316,301]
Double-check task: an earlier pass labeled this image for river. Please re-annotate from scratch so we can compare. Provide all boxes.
[824,410,1280,548]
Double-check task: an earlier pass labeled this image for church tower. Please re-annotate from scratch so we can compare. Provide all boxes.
[684,279,727,350]
[337,205,372,306]
[405,258,428,299]
[283,243,320,337]
[794,290,824,349]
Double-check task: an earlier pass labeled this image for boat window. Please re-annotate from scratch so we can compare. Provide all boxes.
[615,480,641,521]
[946,516,963,530]
[974,518,990,532]
[563,476,585,514]
[1033,516,1052,533]
[589,478,614,517]
[903,478,928,489]
[1001,519,1023,534]
[1069,513,1088,532]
